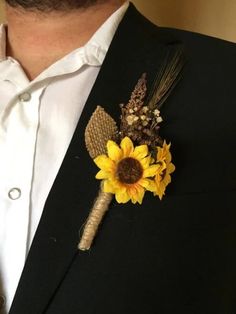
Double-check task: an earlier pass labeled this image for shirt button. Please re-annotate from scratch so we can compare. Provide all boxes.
[0,295,6,309]
[19,92,31,102]
[8,188,21,200]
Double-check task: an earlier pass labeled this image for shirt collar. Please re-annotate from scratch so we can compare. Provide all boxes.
[0,2,129,64]
[84,1,129,65]
[0,1,129,83]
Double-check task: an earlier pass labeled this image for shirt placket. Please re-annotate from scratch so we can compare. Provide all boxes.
[0,87,43,312]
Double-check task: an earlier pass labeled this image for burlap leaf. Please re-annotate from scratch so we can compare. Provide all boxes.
[85,106,118,159]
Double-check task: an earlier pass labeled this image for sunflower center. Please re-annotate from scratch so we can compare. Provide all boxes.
[116,157,143,184]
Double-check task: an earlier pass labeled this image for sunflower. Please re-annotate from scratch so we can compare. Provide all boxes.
[153,141,175,200]
[94,137,159,204]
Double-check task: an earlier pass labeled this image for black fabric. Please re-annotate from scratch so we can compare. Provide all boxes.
[9,3,236,314]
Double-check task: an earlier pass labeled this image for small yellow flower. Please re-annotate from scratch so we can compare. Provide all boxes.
[153,141,175,200]
[94,137,158,204]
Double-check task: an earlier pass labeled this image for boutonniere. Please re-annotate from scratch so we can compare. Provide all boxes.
[78,47,185,251]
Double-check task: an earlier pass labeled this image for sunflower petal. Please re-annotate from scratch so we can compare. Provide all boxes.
[115,190,130,203]
[120,137,134,157]
[168,163,176,174]
[140,178,156,192]
[132,144,148,159]
[140,156,151,169]
[153,181,165,200]
[137,189,145,204]
[94,155,114,171]
[143,164,159,177]
[162,174,171,186]
[107,140,122,161]
[103,180,116,193]
[157,147,164,163]
[129,185,145,204]
[95,170,110,180]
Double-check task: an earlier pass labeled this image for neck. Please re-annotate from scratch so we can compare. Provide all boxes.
[6,1,125,80]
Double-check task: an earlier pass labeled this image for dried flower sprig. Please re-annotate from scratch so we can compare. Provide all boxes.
[120,73,163,149]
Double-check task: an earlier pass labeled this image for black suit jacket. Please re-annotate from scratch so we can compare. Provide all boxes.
[9,3,236,314]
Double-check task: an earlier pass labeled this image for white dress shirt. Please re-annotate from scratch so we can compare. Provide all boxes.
[0,2,129,313]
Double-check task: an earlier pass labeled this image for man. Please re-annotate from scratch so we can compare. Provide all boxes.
[0,0,235,313]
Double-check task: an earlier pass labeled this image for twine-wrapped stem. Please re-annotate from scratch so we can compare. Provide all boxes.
[78,182,113,251]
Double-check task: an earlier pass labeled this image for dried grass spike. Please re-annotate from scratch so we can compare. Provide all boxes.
[147,45,185,110]
[85,106,118,159]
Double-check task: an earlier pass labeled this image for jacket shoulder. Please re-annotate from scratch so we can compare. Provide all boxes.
[127,4,236,56]
[157,26,236,58]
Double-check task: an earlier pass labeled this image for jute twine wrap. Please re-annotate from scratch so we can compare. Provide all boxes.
[78,106,118,251]
[78,183,113,251]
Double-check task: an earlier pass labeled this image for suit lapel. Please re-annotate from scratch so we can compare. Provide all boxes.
[9,4,178,314]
